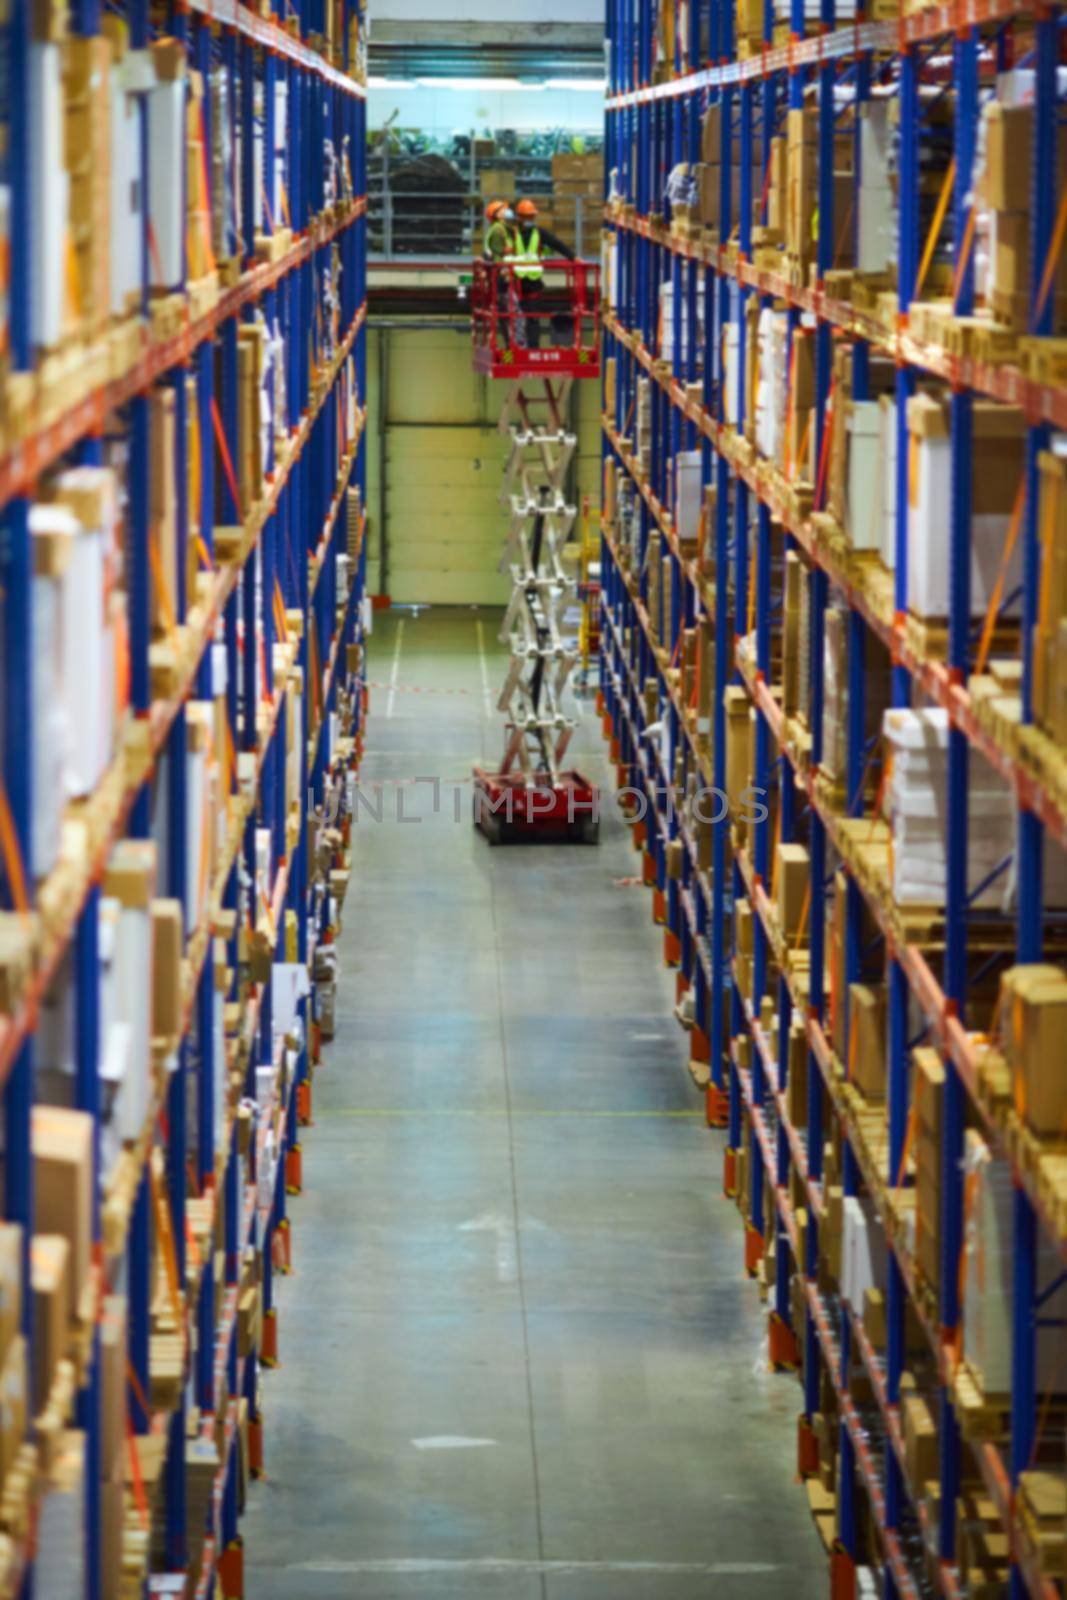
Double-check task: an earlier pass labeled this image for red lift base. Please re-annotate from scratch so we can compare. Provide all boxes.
[472,768,599,845]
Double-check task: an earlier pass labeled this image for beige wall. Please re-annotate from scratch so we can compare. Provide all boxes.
[365,321,601,604]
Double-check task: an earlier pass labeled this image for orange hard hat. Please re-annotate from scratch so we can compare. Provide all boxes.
[515,198,538,220]
[486,199,508,220]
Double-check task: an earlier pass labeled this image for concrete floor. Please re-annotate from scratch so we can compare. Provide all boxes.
[245,607,826,1600]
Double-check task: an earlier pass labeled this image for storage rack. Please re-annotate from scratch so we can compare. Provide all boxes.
[0,0,366,1591]
[602,2,1067,1597]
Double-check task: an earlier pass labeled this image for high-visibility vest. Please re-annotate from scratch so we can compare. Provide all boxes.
[484,220,513,259]
[510,225,543,281]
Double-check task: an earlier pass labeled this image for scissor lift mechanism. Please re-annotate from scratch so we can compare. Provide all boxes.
[470,264,601,842]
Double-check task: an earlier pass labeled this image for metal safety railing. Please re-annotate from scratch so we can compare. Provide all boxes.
[470,259,600,376]
[369,184,599,260]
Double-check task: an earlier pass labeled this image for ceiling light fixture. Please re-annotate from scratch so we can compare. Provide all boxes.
[415,76,543,91]
[368,75,416,88]
[544,77,607,91]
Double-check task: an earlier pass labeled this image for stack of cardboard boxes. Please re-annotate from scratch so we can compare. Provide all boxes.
[1032,445,1067,744]
[906,394,1024,621]
[786,109,817,274]
[997,963,1067,1140]
[693,105,761,235]
[551,153,602,252]
[883,707,1017,909]
[963,1130,1067,1396]
[981,101,1067,332]
[30,466,123,882]
[63,33,112,336]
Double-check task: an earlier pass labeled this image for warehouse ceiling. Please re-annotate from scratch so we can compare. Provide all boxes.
[368,20,603,81]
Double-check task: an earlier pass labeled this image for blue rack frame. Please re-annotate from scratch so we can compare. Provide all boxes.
[601,2,1067,1595]
[0,1,367,1592]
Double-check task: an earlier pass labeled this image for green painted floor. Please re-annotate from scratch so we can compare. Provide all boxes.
[244,607,826,1600]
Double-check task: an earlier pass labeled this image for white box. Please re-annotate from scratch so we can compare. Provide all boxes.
[148,74,186,290]
[845,399,883,553]
[29,506,75,877]
[724,323,740,427]
[879,394,897,571]
[857,100,897,274]
[30,43,67,348]
[883,708,1018,907]
[755,308,787,465]
[59,526,108,798]
[907,426,1023,617]
[255,826,272,913]
[109,904,151,1141]
[674,450,702,543]
[842,1195,886,1310]
[963,1132,1067,1394]
[110,52,153,315]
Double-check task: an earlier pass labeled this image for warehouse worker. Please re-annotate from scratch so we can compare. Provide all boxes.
[514,197,576,267]
[483,199,517,261]
[513,197,576,347]
[483,199,522,346]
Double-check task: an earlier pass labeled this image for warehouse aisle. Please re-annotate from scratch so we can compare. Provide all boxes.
[246,608,825,1600]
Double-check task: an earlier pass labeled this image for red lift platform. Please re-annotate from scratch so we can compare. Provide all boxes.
[470,259,601,844]
[470,258,600,380]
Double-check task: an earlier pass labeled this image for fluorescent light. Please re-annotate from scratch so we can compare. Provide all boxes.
[368,76,416,89]
[544,78,607,91]
[416,76,541,91]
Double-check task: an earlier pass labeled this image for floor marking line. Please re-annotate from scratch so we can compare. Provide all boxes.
[323,1108,704,1119]
[295,1560,785,1577]
[385,619,405,718]
[474,618,494,718]
[411,1436,498,1451]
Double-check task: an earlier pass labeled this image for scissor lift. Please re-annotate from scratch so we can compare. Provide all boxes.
[470,260,601,843]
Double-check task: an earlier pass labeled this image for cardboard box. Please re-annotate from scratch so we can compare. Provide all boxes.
[701,104,721,166]
[0,1228,22,1371]
[902,1390,938,1493]
[0,1335,27,1485]
[999,964,1067,1137]
[550,153,602,182]
[776,843,810,942]
[479,168,515,200]
[103,839,157,911]
[980,103,1067,213]
[863,1287,887,1349]
[848,983,886,1100]
[63,35,112,333]
[913,1046,945,1141]
[149,388,178,635]
[151,899,184,1040]
[31,1234,70,1413]
[906,395,1025,617]
[100,1294,127,1482]
[32,1107,93,1308]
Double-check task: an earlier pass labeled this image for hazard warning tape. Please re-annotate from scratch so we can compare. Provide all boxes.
[365,681,475,697]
